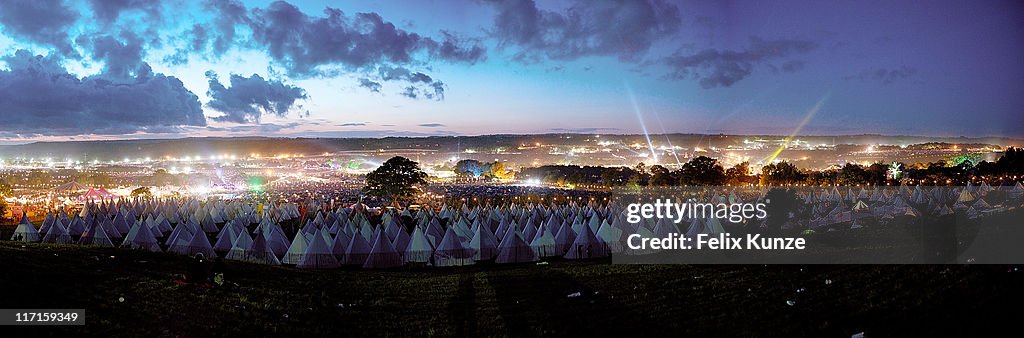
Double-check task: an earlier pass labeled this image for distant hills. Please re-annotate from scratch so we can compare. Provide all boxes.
[0,134,1019,161]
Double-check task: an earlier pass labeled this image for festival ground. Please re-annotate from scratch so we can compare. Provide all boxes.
[1,241,1021,337]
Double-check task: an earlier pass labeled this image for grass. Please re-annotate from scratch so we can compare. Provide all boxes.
[0,240,1022,337]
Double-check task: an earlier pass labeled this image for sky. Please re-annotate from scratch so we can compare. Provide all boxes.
[0,0,1022,142]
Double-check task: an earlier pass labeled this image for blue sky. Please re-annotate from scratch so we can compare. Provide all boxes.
[0,0,1022,141]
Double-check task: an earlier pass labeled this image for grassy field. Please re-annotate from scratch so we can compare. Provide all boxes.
[0,240,1021,337]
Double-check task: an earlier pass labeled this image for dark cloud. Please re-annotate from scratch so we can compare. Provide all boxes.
[663,37,818,88]
[0,50,206,136]
[357,78,382,93]
[844,66,917,84]
[81,32,146,80]
[0,0,80,57]
[87,0,163,25]
[205,71,308,124]
[204,0,250,55]
[163,24,211,65]
[408,72,433,83]
[372,65,445,100]
[550,127,621,133]
[418,123,446,127]
[337,122,368,127]
[200,1,485,77]
[484,0,680,62]
[425,31,487,63]
[401,86,419,99]
[189,24,209,51]
[428,81,446,100]
[190,1,482,99]
[378,66,420,82]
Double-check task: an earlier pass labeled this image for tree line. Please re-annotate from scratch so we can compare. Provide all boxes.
[519,147,1024,187]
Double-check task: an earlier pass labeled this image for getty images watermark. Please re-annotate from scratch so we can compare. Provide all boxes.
[624,199,806,251]
[608,186,1024,264]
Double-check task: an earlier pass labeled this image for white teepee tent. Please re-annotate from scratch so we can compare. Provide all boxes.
[121,221,162,252]
[363,228,402,269]
[433,227,474,267]
[404,226,433,263]
[495,226,538,264]
[11,214,41,242]
[297,229,341,269]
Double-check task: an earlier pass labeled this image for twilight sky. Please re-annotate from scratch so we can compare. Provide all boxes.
[1,0,1022,141]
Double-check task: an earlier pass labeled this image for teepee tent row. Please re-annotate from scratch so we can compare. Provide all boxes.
[11,183,1023,268]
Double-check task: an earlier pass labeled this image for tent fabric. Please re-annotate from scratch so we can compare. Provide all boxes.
[11,215,41,242]
[363,228,402,269]
[297,230,341,269]
[433,227,474,267]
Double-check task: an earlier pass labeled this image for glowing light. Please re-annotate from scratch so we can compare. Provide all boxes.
[764,93,830,163]
[626,82,658,164]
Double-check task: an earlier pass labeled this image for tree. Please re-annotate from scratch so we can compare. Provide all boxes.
[364,156,428,202]
[997,147,1023,174]
[726,162,754,186]
[454,159,485,177]
[649,165,675,186]
[680,156,726,186]
[760,161,804,185]
[131,187,153,198]
[866,162,888,184]
[489,161,511,180]
[837,163,869,185]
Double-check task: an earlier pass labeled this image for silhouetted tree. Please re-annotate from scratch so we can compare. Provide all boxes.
[997,147,1023,174]
[760,161,804,185]
[726,162,755,186]
[837,163,869,185]
[649,165,676,186]
[364,156,428,202]
[680,156,726,186]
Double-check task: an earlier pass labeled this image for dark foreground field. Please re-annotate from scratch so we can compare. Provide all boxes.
[0,242,1021,337]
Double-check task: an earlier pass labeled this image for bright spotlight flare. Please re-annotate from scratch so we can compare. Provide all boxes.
[763,92,830,164]
[651,107,682,166]
[625,82,659,164]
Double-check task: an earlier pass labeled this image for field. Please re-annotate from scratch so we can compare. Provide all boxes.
[1,240,1021,337]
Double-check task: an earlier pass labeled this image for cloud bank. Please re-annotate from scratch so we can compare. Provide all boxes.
[485,0,681,62]
[663,37,818,88]
[205,71,308,124]
[0,50,205,136]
